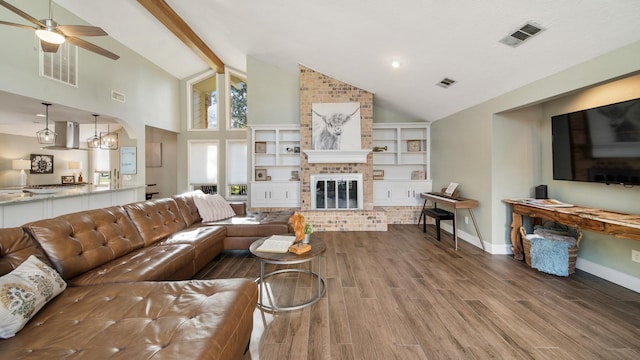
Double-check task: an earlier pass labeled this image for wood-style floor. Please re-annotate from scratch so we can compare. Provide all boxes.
[195,225,640,360]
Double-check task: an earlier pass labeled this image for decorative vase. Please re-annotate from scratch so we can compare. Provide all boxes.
[302,234,311,244]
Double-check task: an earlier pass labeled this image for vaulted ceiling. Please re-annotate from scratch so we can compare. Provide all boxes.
[14,1,640,122]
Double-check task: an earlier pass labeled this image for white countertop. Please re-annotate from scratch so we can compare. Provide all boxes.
[0,184,145,205]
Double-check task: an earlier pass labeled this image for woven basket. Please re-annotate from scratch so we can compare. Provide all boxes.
[519,226,582,275]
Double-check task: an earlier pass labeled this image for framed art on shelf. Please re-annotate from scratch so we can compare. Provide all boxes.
[255,142,267,153]
[407,140,421,152]
[373,169,385,180]
[61,175,75,184]
[255,168,267,181]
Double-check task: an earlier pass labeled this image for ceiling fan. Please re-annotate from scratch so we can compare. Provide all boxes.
[0,0,119,60]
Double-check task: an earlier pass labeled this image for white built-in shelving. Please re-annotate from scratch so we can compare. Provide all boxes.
[372,123,432,206]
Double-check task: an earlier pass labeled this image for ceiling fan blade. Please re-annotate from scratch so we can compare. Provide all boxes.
[56,25,107,37]
[0,20,36,31]
[40,40,59,53]
[0,0,45,27]
[66,36,119,60]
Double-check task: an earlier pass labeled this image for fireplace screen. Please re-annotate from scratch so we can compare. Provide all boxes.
[311,174,363,210]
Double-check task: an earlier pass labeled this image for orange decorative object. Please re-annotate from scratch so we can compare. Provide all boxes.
[289,243,311,255]
[289,211,305,242]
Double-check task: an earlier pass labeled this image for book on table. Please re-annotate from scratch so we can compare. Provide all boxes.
[256,235,296,253]
[522,198,574,208]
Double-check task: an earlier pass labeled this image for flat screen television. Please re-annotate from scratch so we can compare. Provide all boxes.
[551,97,640,185]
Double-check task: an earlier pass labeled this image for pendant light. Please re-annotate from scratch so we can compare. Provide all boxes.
[36,103,57,144]
[100,123,118,150]
[87,114,100,148]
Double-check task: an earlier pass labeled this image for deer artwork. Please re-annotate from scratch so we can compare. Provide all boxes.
[312,106,360,150]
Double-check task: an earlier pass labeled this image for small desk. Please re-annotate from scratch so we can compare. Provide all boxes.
[504,199,640,261]
[420,192,484,251]
[249,235,327,312]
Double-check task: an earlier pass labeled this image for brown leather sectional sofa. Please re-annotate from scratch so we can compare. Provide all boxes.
[0,191,293,359]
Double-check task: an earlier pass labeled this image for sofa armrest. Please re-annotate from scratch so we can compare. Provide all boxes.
[230,202,246,216]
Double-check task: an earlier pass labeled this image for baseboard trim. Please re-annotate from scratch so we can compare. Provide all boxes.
[438,223,639,292]
[576,257,640,293]
[439,223,511,254]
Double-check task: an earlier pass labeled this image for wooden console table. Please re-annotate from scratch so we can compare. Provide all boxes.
[504,199,640,260]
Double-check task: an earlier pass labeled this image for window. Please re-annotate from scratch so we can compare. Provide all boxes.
[188,140,218,190]
[226,140,247,198]
[226,68,247,129]
[188,71,218,130]
[40,42,78,86]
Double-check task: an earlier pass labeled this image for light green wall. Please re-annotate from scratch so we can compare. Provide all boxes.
[0,1,181,190]
[539,74,640,278]
[247,57,300,125]
[373,105,424,123]
[433,40,640,284]
[245,56,426,126]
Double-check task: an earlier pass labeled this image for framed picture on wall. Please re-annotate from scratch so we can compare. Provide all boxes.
[120,146,137,175]
[30,154,54,174]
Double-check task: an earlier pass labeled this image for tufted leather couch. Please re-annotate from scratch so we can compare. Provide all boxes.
[0,192,293,359]
[172,191,293,250]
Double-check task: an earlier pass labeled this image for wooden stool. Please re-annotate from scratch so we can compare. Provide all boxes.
[422,207,455,241]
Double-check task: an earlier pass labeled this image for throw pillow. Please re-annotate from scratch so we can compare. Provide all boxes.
[0,255,67,338]
[193,191,236,222]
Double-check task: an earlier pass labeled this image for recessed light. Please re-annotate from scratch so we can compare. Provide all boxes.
[391,61,401,68]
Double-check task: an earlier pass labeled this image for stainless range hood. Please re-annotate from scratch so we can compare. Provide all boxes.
[42,121,81,150]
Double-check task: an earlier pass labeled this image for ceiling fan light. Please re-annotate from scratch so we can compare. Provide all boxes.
[35,29,65,44]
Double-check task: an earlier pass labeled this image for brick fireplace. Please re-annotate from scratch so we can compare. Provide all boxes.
[298,66,387,231]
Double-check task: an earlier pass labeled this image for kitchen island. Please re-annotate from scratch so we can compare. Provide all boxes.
[0,184,145,227]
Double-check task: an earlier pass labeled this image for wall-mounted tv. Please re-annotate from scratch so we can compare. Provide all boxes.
[552,97,640,185]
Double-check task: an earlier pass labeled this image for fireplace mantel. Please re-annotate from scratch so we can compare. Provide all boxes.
[303,149,372,163]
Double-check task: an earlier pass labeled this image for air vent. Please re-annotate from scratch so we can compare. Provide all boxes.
[500,22,545,47]
[111,90,126,103]
[436,78,456,88]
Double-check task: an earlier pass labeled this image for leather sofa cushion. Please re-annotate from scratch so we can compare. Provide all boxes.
[23,207,146,281]
[124,198,187,246]
[67,243,194,286]
[0,227,52,276]
[162,226,226,273]
[207,211,292,237]
[0,279,258,360]
[172,191,203,226]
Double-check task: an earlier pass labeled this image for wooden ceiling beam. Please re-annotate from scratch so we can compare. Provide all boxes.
[137,0,225,73]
